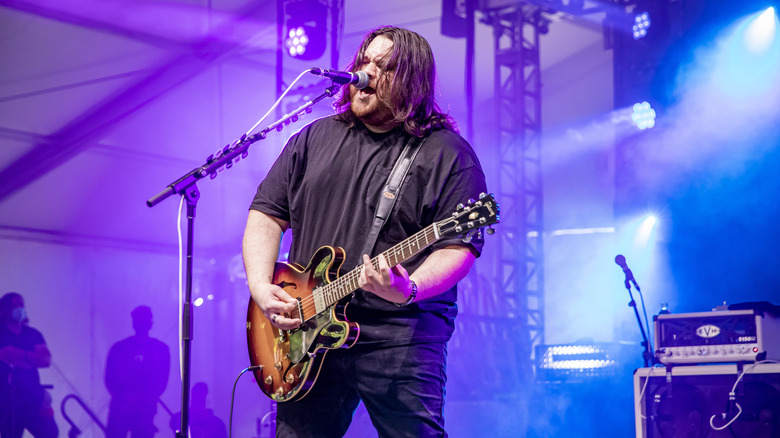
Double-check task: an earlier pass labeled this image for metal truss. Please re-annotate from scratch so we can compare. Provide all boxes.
[480,2,546,373]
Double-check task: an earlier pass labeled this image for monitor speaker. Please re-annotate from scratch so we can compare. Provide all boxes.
[634,364,780,438]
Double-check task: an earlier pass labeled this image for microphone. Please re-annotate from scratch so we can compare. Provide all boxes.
[309,68,369,89]
[615,254,641,291]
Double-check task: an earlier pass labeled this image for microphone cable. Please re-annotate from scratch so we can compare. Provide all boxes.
[243,69,313,138]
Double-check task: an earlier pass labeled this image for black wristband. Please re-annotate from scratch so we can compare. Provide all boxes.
[394,280,417,307]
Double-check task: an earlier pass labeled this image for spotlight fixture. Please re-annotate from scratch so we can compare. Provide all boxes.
[284,0,327,60]
[631,101,656,130]
[286,26,311,58]
[632,11,651,40]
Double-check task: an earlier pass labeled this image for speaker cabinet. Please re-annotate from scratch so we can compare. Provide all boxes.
[634,364,780,438]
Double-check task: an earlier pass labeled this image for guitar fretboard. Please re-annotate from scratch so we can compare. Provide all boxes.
[313,223,439,312]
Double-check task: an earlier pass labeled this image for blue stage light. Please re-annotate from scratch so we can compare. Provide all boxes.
[631,101,656,130]
[714,6,780,97]
[744,6,777,53]
[632,11,651,40]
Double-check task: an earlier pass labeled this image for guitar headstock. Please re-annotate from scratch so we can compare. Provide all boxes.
[437,193,500,242]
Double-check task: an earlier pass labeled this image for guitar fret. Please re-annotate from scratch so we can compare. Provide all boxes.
[312,224,443,314]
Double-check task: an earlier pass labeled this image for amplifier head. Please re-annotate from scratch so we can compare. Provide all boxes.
[654,309,780,365]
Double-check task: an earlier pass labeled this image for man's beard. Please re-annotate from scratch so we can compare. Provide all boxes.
[349,86,396,129]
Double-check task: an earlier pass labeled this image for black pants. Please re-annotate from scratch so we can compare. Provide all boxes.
[0,389,58,438]
[106,399,157,438]
[276,342,448,438]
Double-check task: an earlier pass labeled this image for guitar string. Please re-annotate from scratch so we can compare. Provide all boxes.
[291,198,494,319]
[293,224,439,318]
[296,226,434,312]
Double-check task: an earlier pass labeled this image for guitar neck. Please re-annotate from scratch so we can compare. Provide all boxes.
[318,223,439,309]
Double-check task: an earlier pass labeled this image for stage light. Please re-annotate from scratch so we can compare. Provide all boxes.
[744,6,778,54]
[627,211,660,250]
[632,11,651,40]
[636,214,657,244]
[194,297,204,307]
[631,101,656,130]
[714,5,780,97]
[285,0,327,60]
[535,344,625,381]
[286,27,311,57]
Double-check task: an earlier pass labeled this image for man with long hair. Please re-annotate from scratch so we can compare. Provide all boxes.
[243,26,487,437]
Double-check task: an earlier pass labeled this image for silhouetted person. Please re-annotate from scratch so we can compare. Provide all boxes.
[169,382,227,438]
[0,292,58,438]
[105,306,170,438]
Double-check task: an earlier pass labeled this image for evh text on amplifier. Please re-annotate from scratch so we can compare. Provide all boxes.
[654,309,780,364]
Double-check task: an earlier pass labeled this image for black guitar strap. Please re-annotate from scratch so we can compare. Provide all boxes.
[360,134,428,259]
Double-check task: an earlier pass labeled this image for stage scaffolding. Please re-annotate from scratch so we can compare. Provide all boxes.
[482,0,547,378]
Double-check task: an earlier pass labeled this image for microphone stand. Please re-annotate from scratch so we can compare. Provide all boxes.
[621,276,654,368]
[146,83,341,438]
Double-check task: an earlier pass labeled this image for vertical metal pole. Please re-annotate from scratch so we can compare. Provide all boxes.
[177,187,199,437]
[465,0,475,142]
[330,0,341,69]
[276,0,285,118]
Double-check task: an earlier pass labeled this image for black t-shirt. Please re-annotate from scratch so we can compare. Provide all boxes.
[0,325,46,399]
[250,116,487,344]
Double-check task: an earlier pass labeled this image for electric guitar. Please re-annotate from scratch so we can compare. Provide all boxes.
[246,193,499,402]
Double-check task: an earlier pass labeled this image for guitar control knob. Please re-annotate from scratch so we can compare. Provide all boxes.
[275,387,285,397]
[285,373,298,384]
[274,361,283,371]
[265,375,273,385]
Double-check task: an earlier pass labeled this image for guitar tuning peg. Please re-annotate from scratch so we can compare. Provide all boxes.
[457,203,465,210]
[467,198,476,205]
[479,193,487,199]
[462,233,472,244]
[486,226,496,235]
